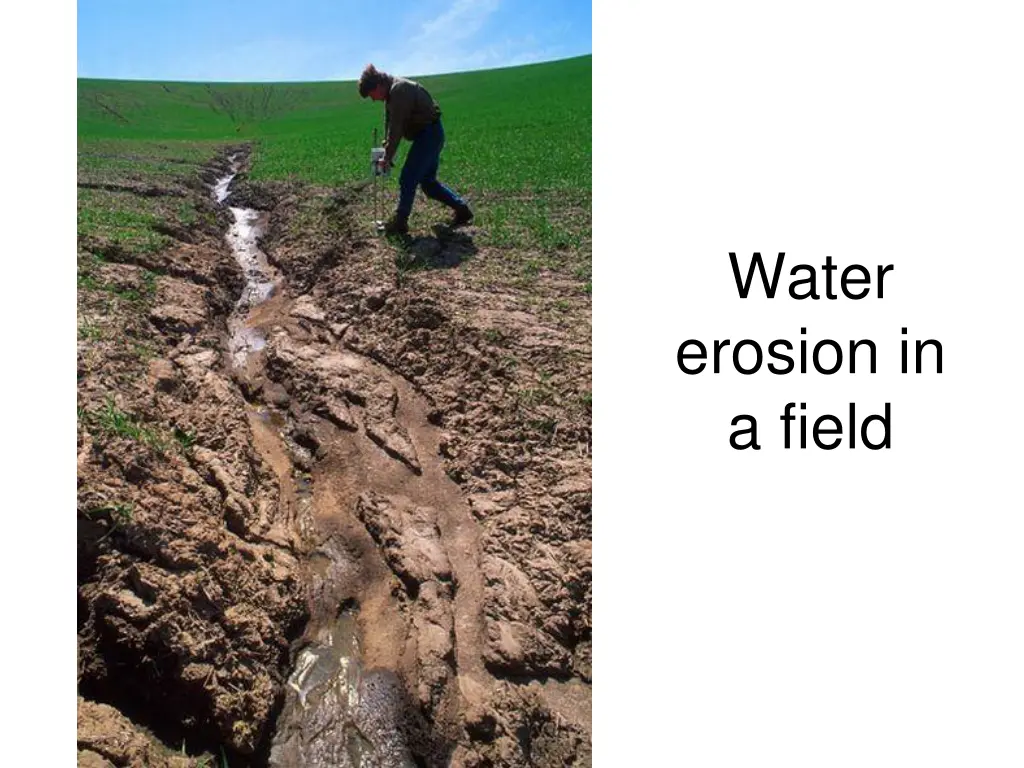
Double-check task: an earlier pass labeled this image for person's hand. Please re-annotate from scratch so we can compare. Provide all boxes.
[379,157,393,173]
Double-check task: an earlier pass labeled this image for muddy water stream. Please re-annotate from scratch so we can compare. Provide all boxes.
[214,155,277,368]
[213,159,415,768]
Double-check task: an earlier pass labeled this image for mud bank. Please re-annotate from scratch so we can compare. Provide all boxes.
[77,147,309,764]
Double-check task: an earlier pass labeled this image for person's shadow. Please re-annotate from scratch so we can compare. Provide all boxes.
[394,224,478,269]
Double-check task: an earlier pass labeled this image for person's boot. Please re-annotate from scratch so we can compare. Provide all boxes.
[448,203,474,229]
[384,213,409,236]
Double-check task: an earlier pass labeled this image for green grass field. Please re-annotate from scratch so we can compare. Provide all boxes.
[78,55,591,279]
[79,56,590,190]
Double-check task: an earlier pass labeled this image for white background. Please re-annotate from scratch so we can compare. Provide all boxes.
[595,1,1023,766]
[2,0,1022,763]
[2,0,79,763]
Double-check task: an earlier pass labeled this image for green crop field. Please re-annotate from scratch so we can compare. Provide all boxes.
[78,54,591,261]
[78,55,590,189]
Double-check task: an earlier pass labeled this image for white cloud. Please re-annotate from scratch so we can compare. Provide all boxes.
[328,1,572,81]
[388,36,566,78]
[367,0,510,77]
[414,0,501,45]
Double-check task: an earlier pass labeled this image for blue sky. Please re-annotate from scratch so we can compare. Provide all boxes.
[77,0,591,82]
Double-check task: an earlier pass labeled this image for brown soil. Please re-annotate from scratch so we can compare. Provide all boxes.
[78,147,591,766]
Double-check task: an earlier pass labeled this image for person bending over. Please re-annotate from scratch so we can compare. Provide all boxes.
[359,63,473,235]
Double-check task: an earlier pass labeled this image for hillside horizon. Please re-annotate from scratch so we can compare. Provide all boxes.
[77,52,592,87]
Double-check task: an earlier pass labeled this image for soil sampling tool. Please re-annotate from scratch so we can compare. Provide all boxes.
[370,127,389,234]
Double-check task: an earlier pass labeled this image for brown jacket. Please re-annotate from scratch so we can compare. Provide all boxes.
[385,77,441,149]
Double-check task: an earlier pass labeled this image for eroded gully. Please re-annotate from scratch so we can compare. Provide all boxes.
[212,154,490,767]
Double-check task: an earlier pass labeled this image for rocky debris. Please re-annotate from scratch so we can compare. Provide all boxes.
[147,358,179,394]
[362,381,421,473]
[78,179,191,199]
[152,220,197,244]
[261,378,291,407]
[78,235,241,299]
[78,751,114,768]
[77,462,307,753]
[77,152,309,759]
[411,581,457,712]
[223,175,287,210]
[404,297,448,330]
[362,286,389,313]
[356,493,456,713]
[355,493,452,590]
[265,333,422,473]
[290,294,327,322]
[314,396,358,431]
[364,415,422,474]
[454,683,592,768]
[77,697,194,767]
[477,531,592,678]
[148,279,209,336]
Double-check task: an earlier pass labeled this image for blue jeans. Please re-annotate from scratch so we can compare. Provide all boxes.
[397,120,466,219]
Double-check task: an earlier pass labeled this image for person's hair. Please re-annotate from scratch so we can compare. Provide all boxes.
[358,64,391,98]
